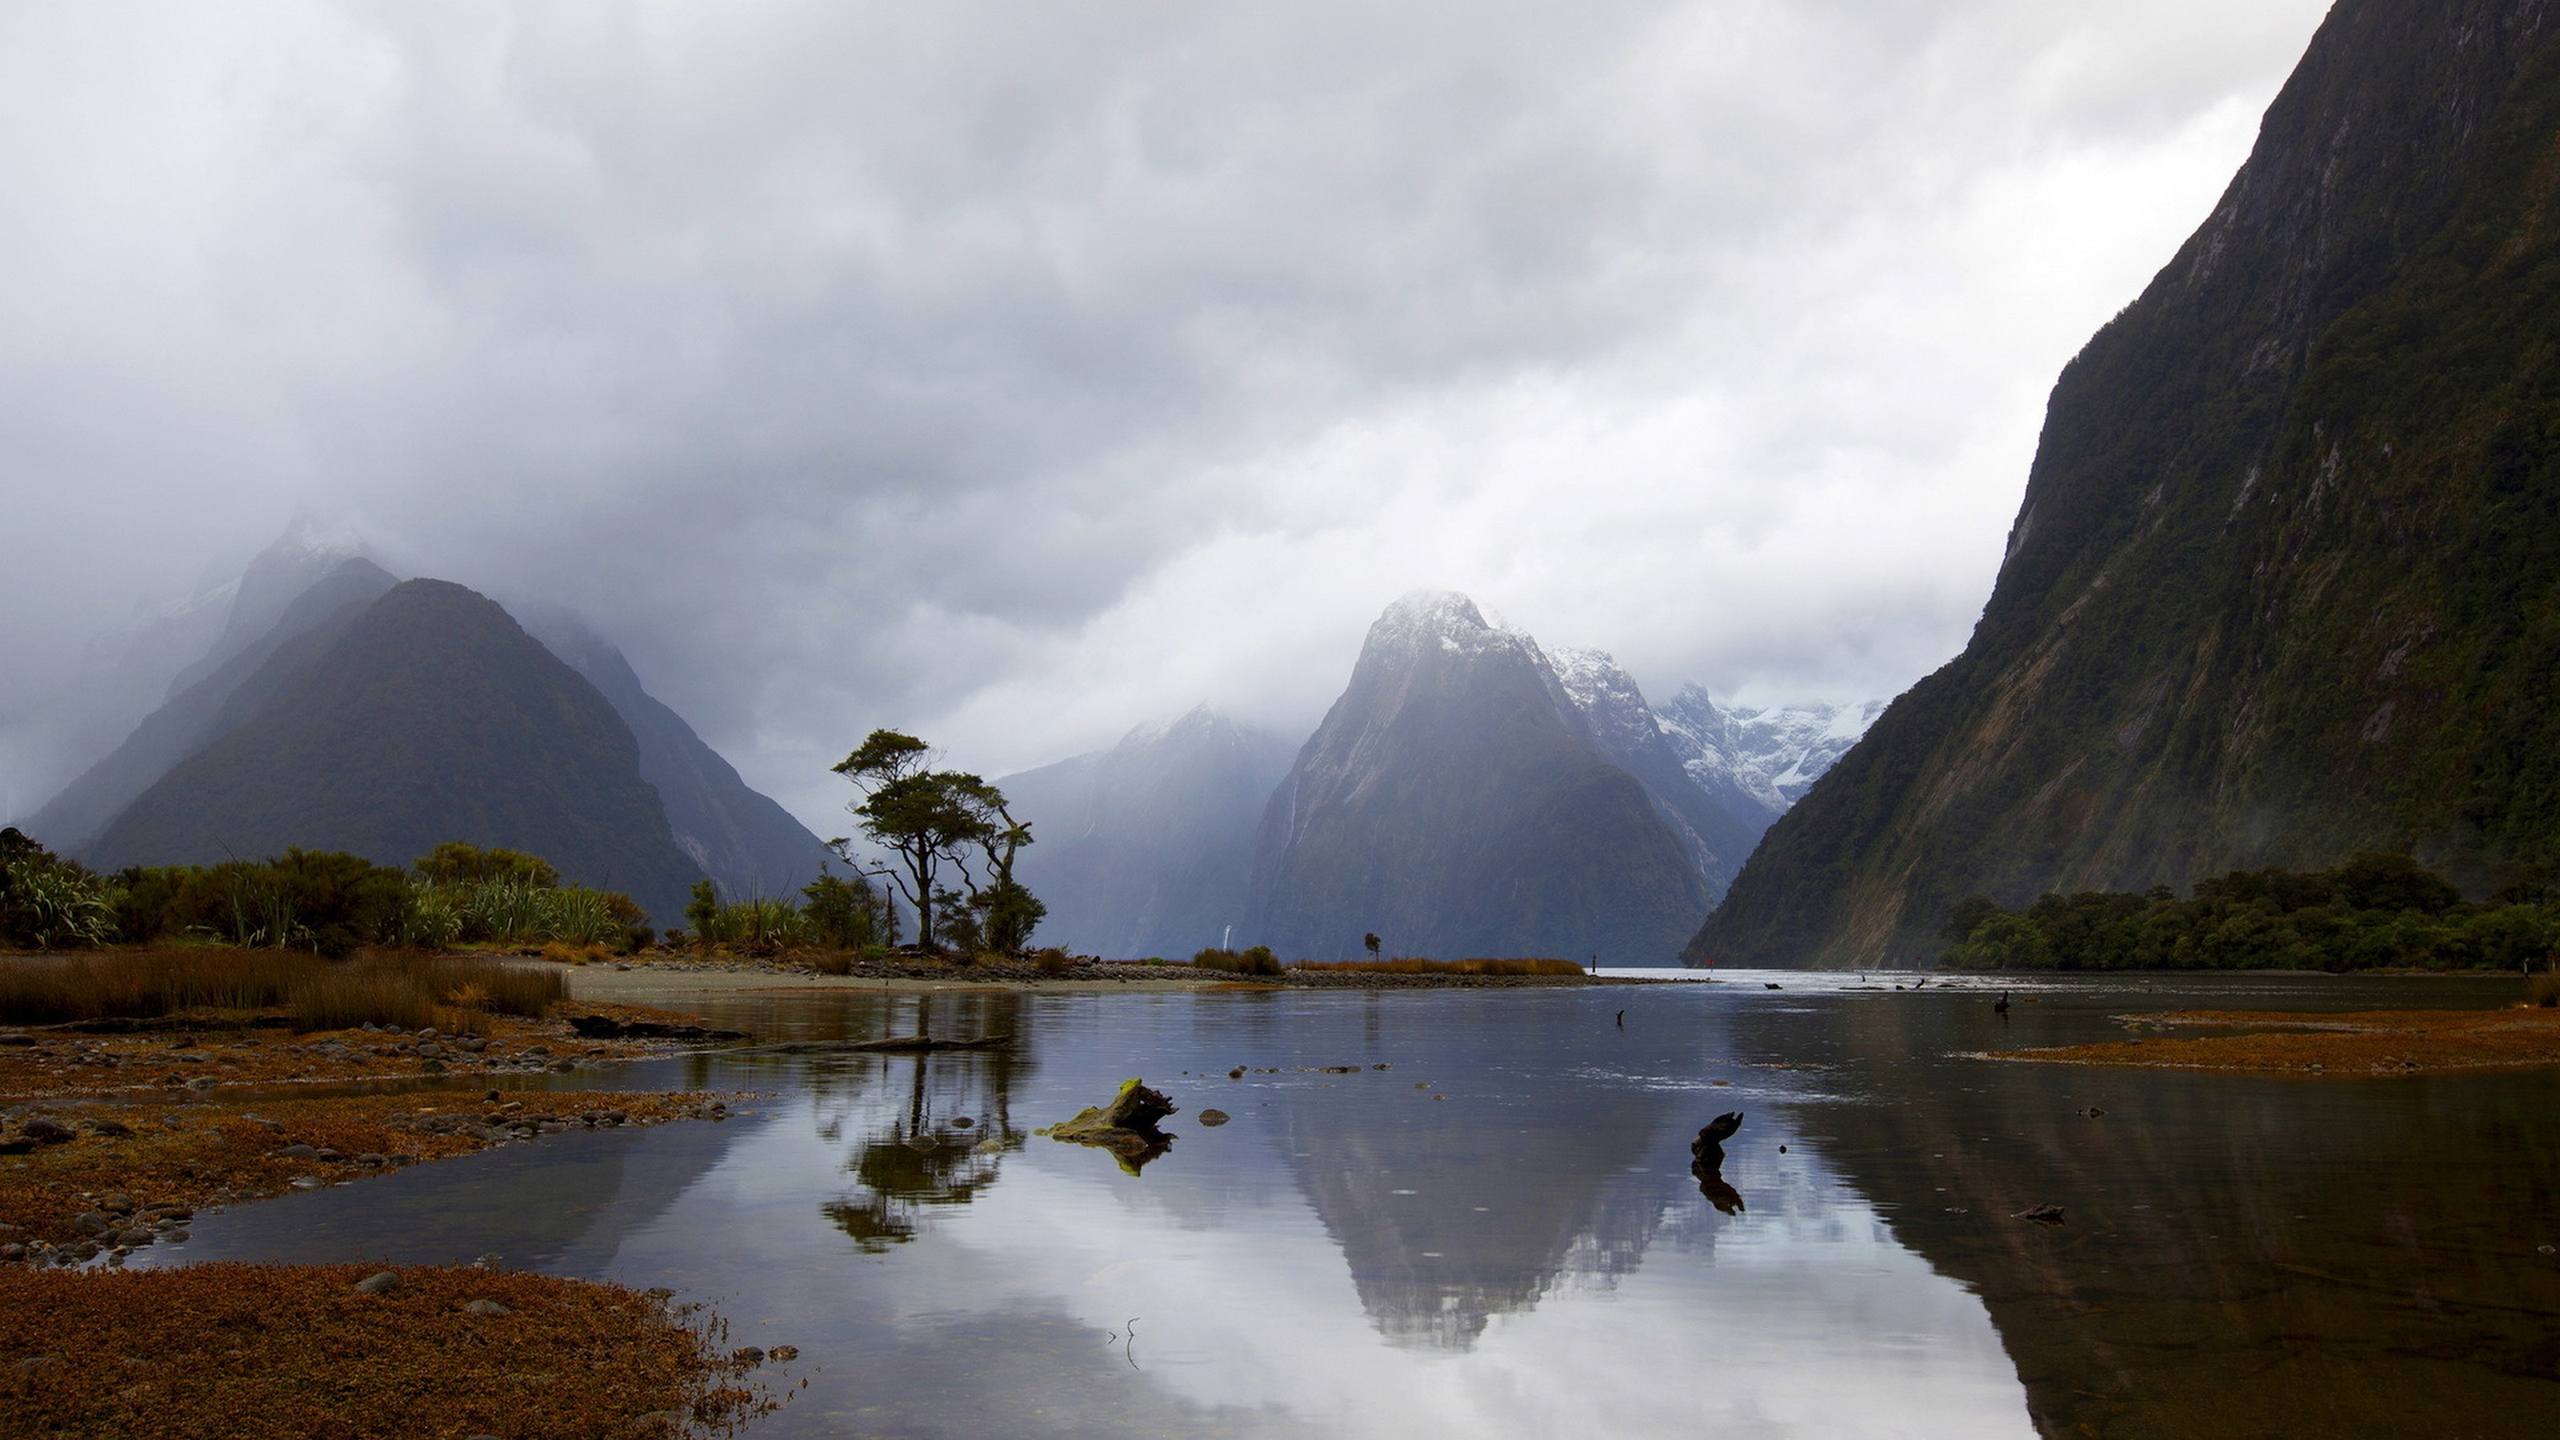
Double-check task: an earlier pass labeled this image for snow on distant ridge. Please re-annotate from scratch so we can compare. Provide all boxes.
[1657,686,1884,814]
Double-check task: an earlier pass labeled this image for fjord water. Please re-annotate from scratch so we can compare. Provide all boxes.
[143,975,2559,1437]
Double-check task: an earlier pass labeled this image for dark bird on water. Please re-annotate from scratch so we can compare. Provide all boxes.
[1993,993,2011,1016]
[1615,1009,1624,1028]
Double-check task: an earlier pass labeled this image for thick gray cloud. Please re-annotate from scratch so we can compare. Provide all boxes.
[0,0,2332,829]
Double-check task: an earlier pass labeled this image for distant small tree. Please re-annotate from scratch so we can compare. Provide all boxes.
[1363,932,1382,960]
[685,879,721,944]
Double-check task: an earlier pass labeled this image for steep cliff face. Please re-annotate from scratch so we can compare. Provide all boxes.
[1545,648,1769,899]
[1696,0,2560,966]
[998,706,1295,958]
[1248,592,1709,963]
[522,611,836,905]
[92,580,707,923]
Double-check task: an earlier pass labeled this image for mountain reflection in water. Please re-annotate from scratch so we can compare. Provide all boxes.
[133,973,2559,1438]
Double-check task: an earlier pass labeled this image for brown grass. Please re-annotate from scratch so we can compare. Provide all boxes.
[0,1263,774,1438]
[0,950,561,1032]
[1290,957,1588,977]
[2531,971,2560,1008]
[1992,1006,2560,1076]
[0,1090,740,1253]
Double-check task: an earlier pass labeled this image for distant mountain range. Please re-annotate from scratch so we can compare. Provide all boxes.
[997,707,1295,959]
[22,524,833,924]
[1001,592,1878,962]
[1695,0,2560,967]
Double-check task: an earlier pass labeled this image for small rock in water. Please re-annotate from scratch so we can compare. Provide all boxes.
[734,1346,765,1366]
[354,1271,401,1295]
[950,1116,975,1129]
[2081,1106,2106,1119]
[769,1344,800,1363]
[1228,1067,1245,1080]
[1198,1109,1231,1127]
[2012,1204,2066,1226]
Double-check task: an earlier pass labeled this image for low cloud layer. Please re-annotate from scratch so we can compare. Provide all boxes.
[0,0,2332,829]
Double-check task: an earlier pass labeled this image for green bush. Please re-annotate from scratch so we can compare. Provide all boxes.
[1192,945,1283,977]
[0,829,118,949]
[413,841,560,889]
[802,871,892,949]
[1944,852,2560,972]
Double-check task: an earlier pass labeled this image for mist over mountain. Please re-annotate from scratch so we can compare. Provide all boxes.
[28,555,399,855]
[1697,0,2560,967]
[1246,591,1711,963]
[521,610,836,906]
[90,579,708,923]
[998,706,1295,958]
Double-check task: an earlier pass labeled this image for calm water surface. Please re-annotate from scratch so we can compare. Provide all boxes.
[140,972,2560,1438]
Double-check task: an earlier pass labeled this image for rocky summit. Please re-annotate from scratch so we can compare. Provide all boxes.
[1246,591,1710,964]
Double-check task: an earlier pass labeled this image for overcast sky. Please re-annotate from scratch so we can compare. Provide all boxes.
[0,0,2334,831]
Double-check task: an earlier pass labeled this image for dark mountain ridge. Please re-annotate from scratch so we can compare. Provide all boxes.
[30,557,400,855]
[522,610,836,904]
[1695,0,2560,966]
[90,579,706,923]
[1248,591,1710,963]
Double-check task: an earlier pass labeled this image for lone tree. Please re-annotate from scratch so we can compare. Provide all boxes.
[1363,932,1382,961]
[832,729,1042,953]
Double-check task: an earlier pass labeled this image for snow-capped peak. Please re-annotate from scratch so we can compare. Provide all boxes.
[1656,685,1884,814]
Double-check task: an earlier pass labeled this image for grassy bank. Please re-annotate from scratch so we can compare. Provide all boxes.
[0,1263,775,1438]
[1989,1005,2560,1076]
[0,949,562,1031]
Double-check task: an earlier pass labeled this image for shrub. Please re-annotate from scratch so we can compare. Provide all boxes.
[2532,970,2560,1008]
[802,871,891,950]
[1032,948,1074,978]
[1192,946,1283,977]
[689,893,815,950]
[413,842,560,889]
[0,829,118,950]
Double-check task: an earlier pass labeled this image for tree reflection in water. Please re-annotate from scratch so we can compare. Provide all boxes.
[816,993,1031,1252]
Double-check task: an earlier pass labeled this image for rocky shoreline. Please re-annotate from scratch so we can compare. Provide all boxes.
[577,952,1673,990]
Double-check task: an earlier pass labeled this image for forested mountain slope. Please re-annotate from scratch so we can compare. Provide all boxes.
[1695,0,2560,966]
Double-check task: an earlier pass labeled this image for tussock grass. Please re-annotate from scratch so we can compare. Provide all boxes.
[1289,957,1587,977]
[0,950,562,1031]
[2532,971,2560,1008]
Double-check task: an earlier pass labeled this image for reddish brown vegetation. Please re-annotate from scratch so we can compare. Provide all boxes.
[0,1090,737,1256]
[1995,1006,2560,1076]
[0,1263,774,1438]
